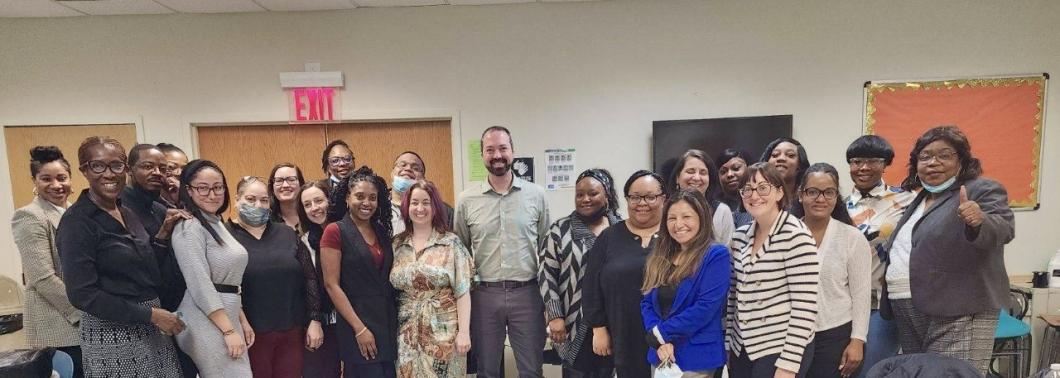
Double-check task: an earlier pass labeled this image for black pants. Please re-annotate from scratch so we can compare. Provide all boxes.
[728,341,815,378]
[56,345,84,378]
[563,334,614,378]
[807,322,854,378]
[342,361,396,378]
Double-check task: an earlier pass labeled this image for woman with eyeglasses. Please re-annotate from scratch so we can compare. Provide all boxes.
[843,135,914,377]
[13,146,82,376]
[299,181,343,377]
[268,163,306,232]
[171,159,253,377]
[583,170,665,377]
[880,126,1014,375]
[319,140,356,222]
[727,162,819,378]
[226,176,323,378]
[791,163,871,378]
[57,137,184,377]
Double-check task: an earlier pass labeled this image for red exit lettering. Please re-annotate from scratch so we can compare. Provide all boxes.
[292,87,335,122]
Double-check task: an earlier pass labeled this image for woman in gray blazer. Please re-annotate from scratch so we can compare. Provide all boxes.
[880,125,1015,375]
[11,146,82,376]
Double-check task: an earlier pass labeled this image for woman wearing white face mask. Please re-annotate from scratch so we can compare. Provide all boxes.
[226,176,322,378]
[389,180,474,377]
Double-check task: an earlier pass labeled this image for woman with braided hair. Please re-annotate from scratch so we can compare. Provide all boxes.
[320,166,399,378]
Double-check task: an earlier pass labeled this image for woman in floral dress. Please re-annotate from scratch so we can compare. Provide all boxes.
[390,180,475,377]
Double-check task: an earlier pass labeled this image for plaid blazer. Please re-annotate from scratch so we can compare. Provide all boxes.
[11,196,80,347]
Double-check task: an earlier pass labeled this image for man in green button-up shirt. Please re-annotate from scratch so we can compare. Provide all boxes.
[454,126,549,378]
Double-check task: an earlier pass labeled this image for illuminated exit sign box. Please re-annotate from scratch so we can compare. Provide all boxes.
[280,70,343,124]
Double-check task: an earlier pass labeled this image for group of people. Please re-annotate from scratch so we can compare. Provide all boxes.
[10,123,1014,378]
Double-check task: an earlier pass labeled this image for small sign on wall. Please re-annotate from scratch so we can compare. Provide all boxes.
[513,157,534,183]
[545,148,576,190]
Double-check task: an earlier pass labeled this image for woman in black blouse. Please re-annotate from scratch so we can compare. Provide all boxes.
[320,167,398,378]
[226,176,322,378]
[584,170,666,378]
[57,136,185,377]
[298,180,341,377]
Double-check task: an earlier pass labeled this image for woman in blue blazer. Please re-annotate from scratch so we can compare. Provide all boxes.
[641,188,731,376]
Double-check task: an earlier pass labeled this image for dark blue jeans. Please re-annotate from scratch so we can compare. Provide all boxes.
[857,310,899,378]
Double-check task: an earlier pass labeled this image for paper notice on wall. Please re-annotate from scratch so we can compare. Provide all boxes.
[468,140,487,182]
[545,148,576,191]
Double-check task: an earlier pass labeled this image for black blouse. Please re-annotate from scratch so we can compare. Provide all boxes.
[57,189,161,324]
[583,221,656,373]
[227,221,321,333]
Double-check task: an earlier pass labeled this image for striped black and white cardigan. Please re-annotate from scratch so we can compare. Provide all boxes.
[726,210,819,373]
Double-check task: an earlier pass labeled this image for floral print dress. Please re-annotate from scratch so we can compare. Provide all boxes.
[390,230,475,378]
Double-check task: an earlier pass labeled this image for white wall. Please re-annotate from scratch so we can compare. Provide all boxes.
[1,0,1059,282]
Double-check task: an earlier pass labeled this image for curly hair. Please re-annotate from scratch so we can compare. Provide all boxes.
[901,125,982,190]
[327,166,394,241]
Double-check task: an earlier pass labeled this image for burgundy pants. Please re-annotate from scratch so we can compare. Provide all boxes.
[249,327,305,378]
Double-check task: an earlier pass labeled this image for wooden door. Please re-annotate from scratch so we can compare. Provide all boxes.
[4,124,138,208]
[326,120,454,204]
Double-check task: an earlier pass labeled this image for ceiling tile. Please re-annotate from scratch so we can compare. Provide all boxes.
[0,0,83,17]
[448,0,530,5]
[254,0,356,11]
[352,0,445,7]
[60,0,173,15]
[154,0,265,13]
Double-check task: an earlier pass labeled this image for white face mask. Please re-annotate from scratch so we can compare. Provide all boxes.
[921,175,957,194]
[392,175,415,194]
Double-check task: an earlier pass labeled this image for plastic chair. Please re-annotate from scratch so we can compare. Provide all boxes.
[51,349,73,378]
[990,289,1032,378]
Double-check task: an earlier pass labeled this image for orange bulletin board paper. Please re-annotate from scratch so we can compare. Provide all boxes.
[864,75,1047,210]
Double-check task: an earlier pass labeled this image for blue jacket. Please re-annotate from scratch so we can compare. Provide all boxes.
[641,243,731,372]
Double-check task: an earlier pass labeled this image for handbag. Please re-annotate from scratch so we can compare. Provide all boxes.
[654,361,683,378]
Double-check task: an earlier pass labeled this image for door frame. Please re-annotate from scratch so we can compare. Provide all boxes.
[182,109,465,195]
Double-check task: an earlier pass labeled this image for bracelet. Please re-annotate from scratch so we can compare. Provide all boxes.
[222,328,236,336]
[356,327,368,337]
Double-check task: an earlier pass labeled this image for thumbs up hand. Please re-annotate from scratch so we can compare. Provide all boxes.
[957,186,984,227]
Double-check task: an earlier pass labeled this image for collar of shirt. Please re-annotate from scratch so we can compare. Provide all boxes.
[478,175,527,195]
[121,186,162,212]
[330,175,341,184]
[226,218,276,240]
[36,196,68,216]
[848,180,889,204]
[69,188,125,217]
[396,228,447,250]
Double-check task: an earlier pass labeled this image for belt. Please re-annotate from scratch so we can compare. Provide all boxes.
[214,284,240,294]
[477,279,537,289]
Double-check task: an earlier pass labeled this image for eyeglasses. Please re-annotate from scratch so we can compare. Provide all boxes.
[328,156,354,166]
[188,184,226,196]
[135,162,171,174]
[272,176,300,186]
[801,188,839,200]
[394,160,424,173]
[81,160,127,175]
[848,158,886,168]
[739,183,777,198]
[917,150,958,164]
[627,193,665,204]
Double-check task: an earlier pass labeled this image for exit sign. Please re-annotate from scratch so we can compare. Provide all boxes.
[289,87,341,123]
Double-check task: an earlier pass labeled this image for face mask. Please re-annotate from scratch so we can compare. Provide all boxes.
[920,175,957,194]
[238,202,271,227]
[392,175,415,194]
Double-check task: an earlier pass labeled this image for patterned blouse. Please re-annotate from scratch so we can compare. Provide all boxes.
[390,230,475,378]
[845,181,915,308]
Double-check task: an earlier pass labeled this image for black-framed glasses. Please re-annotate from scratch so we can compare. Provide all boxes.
[135,161,171,174]
[801,187,839,201]
[81,160,127,175]
[328,156,354,166]
[848,157,886,168]
[917,150,958,164]
[188,184,226,196]
[627,193,665,204]
[272,176,300,186]
[739,183,777,198]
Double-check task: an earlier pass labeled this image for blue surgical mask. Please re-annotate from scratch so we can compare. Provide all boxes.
[238,202,271,227]
[392,175,415,194]
[920,175,957,194]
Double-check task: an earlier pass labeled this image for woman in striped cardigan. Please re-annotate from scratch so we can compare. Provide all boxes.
[727,162,820,378]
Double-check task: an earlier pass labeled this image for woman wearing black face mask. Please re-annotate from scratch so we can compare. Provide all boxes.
[226,176,322,377]
[538,168,623,377]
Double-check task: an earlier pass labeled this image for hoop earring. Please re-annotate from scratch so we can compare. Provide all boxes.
[32,187,38,197]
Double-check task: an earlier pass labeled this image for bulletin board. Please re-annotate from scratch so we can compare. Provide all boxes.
[864,75,1047,210]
